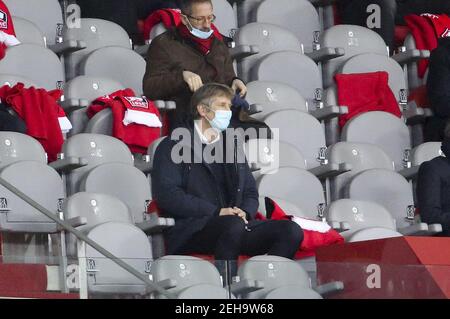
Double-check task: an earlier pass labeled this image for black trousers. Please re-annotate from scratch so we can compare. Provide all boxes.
[178,215,303,261]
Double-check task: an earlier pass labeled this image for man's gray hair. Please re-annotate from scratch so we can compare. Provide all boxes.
[179,0,213,15]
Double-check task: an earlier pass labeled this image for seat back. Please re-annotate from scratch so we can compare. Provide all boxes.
[0,132,47,169]
[264,286,322,299]
[254,0,320,52]
[0,44,65,90]
[84,222,152,295]
[319,25,388,87]
[62,134,134,194]
[341,111,411,171]
[246,81,308,121]
[327,142,394,200]
[64,192,133,256]
[237,255,310,299]
[84,109,113,136]
[263,110,325,169]
[80,46,146,95]
[236,0,262,27]
[0,73,39,88]
[235,23,302,82]
[326,199,396,240]
[177,284,230,299]
[151,255,223,298]
[211,0,237,39]
[12,16,45,46]
[81,163,151,224]
[63,18,131,80]
[257,167,325,220]
[0,161,63,232]
[346,169,415,230]
[64,76,124,105]
[410,142,444,166]
[251,51,322,104]
[4,0,63,46]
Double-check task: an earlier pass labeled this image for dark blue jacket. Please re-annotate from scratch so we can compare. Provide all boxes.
[151,123,259,254]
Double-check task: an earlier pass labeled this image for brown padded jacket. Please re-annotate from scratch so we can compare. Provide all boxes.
[142,28,237,128]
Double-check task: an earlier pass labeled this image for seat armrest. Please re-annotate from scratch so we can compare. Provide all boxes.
[229,279,264,295]
[310,105,348,121]
[59,98,89,112]
[329,221,350,233]
[137,213,174,234]
[305,47,345,63]
[309,162,352,179]
[58,216,87,231]
[398,223,429,236]
[315,281,344,297]
[49,40,87,55]
[50,156,88,173]
[398,166,419,180]
[392,49,423,65]
[146,278,177,294]
[248,103,263,115]
[230,45,259,60]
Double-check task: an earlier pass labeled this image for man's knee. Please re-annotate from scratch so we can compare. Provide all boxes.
[219,215,246,236]
[277,220,304,245]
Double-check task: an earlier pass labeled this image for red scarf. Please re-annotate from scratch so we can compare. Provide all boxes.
[177,23,215,55]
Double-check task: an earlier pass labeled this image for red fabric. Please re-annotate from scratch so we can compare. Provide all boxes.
[87,89,161,154]
[0,0,17,61]
[260,198,345,260]
[394,25,411,48]
[335,71,402,128]
[405,14,439,79]
[0,83,65,161]
[142,8,223,42]
[423,13,450,38]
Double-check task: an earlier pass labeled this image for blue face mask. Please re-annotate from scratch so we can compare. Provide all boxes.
[207,109,232,132]
[185,17,214,39]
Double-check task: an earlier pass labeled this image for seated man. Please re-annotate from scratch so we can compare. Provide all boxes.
[142,0,246,131]
[152,83,303,264]
[417,122,450,236]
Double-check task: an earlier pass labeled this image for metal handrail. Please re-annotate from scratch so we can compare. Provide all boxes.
[0,177,175,299]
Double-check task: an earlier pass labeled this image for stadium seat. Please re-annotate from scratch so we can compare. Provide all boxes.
[12,16,45,46]
[0,74,38,88]
[256,167,326,220]
[79,46,146,96]
[81,222,153,296]
[149,255,230,299]
[0,132,47,167]
[346,168,442,236]
[61,18,132,80]
[327,142,394,201]
[0,44,65,90]
[235,255,340,299]
[347,227,403,242]
[4,0,63,47]
[233,23,302,83]
[325,199,398,241]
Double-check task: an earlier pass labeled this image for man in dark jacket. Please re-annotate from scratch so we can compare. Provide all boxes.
[425,37,450,142]
[151,83,303,262]
[142,0,246,131]
[417,123,450,236]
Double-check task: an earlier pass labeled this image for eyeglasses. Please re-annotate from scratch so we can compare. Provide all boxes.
[185,14,216,23]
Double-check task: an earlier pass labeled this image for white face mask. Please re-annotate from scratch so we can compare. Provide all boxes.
[184,15,214,39]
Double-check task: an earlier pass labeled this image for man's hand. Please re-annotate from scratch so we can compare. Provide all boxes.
[219,207,248,224]
[183,70,203,92]
[231,79,247,97]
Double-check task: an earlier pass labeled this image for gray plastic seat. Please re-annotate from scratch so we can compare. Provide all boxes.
[346,168,441,235]
[176,284,230,299]
[348,227,403,243]
[0,44,65,90]
[211,0,237,39]
[4,0,63,47]
[237,255,311,299]
[63,76,125,135]
[82,221,153,296]
[63,192,133,257]
[341,111,411,171]
[257,167,325,220]
[0,132,47,169]
[245,138,306,179]
[62,18,132,80]
[236,0,262,27]
[245,81,308,121]
[404,34,428,90]
[409,142,444,167]
[263,110,325,169]
[327,142,394,201]
[79,46,146,95]
[250,51,322,104]
[0,73,39,88]
[319,25,388,88]
[326,199,397,241]
[12,16,45,46]
[251,0,321,52]
[150,255,227,299]
[61,134,134,195]
[234,23,302,82]
[0,160,63,233]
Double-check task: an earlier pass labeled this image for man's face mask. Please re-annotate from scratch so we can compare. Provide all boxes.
[183,14,214,39]
[204,105,232,132]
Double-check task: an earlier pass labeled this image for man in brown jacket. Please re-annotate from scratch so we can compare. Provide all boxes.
[142,0,246,130]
